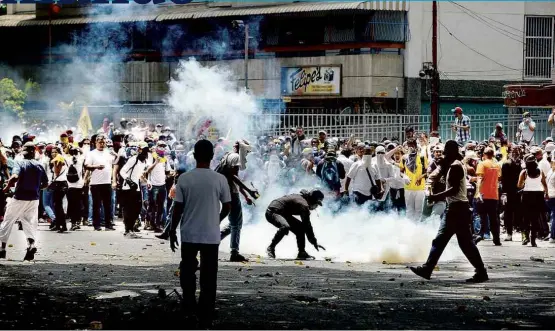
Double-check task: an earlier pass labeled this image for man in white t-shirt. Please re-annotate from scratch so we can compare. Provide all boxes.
[84,134,116,231]
[146,141,172,232]
[517,112,536,145]
[169,139,231,328]
[344,145,383,205]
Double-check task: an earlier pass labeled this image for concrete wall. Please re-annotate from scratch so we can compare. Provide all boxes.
[6,4,35,14]
[406,1,526,81]
[3,54,403,104]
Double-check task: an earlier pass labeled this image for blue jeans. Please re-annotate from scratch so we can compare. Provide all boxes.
[547,198,555,239]
[42,189,55,220]
[220,193,242,253]
[140,184,149,223]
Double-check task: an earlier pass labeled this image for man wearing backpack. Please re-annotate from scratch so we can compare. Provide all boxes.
[316,150,345,196]
[217,140,259,262]
[66,146,87,231]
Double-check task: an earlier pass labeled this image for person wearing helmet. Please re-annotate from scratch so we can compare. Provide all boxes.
[265,189,326,260]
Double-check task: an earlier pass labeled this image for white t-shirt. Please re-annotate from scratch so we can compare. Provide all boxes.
[67,156,85,189]
[347,160,381,196]
[175,168,231,245]
[120,156,147,191]
[519,120,536,143]
[84,149,115,185]
[148,159,171,186]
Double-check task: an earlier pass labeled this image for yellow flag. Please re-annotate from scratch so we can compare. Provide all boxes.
[77,106,93,138]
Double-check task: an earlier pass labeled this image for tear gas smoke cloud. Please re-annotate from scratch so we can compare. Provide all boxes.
[165,58,275,142]
[167,59,460,264]
[222,176,461,264]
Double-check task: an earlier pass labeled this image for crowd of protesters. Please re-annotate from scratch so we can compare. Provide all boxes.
[1,106,555,326]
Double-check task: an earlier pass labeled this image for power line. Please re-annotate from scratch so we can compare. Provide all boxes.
[439,20,521,72]
[450,1,523,34]
[448,1,523,41]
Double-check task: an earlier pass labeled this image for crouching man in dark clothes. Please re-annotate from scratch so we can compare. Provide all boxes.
[265,189,326,260]
[410,140,489,283]
[169,140,232,328]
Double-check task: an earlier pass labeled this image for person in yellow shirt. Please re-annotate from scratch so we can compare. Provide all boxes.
[400,138,428,221]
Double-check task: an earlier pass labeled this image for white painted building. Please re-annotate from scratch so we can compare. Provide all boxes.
[406,1,555,82]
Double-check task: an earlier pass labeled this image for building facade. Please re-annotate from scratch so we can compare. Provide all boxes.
[0,1,553,116]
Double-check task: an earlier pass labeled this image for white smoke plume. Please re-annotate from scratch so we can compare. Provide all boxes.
[165,59,461,264]
[165,58,274,142]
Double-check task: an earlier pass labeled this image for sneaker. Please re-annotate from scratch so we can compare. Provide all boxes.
[82,219,90,227]
[531,241,537,247]
[549,239,555,244]
[466,271,489,283]
[57,228,67,233]
[155,233,169,240]
[0,250,6,259]
[129,232,141,239]
[154,227,163,233]
[18,222,23,231]
[473,235,483,245]
[229,252,249,262]
[410,266,432,280]
[543,236,551,242]
[105,226,116,231]
[94,227,102,231]
[483,233,491,240]
[522,239,530,246]
[295,251,314,260]
[23,247,37,261]
[266,246,276,259]
[504,234,512,241]
[70,225,81,231]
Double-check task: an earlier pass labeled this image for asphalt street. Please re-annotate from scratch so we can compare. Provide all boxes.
[0,221,554,329]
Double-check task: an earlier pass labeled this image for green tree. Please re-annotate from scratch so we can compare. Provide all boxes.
[0,78,39,119]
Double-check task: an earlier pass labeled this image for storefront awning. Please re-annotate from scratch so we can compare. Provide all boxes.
[0,1,409,27]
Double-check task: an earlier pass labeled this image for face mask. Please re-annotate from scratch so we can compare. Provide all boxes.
[309,203,319,210]
[362,154,372,167]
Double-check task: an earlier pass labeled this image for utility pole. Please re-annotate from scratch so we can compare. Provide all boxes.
[244,23,249,90]
[431,0,440,132]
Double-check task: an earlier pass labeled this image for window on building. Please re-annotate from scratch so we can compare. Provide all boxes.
[524,16,554,80]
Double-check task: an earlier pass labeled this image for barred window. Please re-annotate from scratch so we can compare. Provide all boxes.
[524,16,554,80]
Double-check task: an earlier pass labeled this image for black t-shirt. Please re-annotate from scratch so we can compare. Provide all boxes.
[501,159,522,194]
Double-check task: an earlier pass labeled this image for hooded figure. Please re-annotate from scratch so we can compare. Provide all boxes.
[265,189,326,260]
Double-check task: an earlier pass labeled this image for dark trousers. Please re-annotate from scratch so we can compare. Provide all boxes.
[266,209,306,252]
[122,190,142,232]
[52,183,68,230]
[67,187,88,225]
[504,192,521,235]
[180,243,219,321]
[353,191,372,205]
[148,185,167,228]
[478,199,500,243]
[390,188,406,211]
[522,191,544,243]
[424,201,485,273]
[91,184,113,228]
[0,188,6,218]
